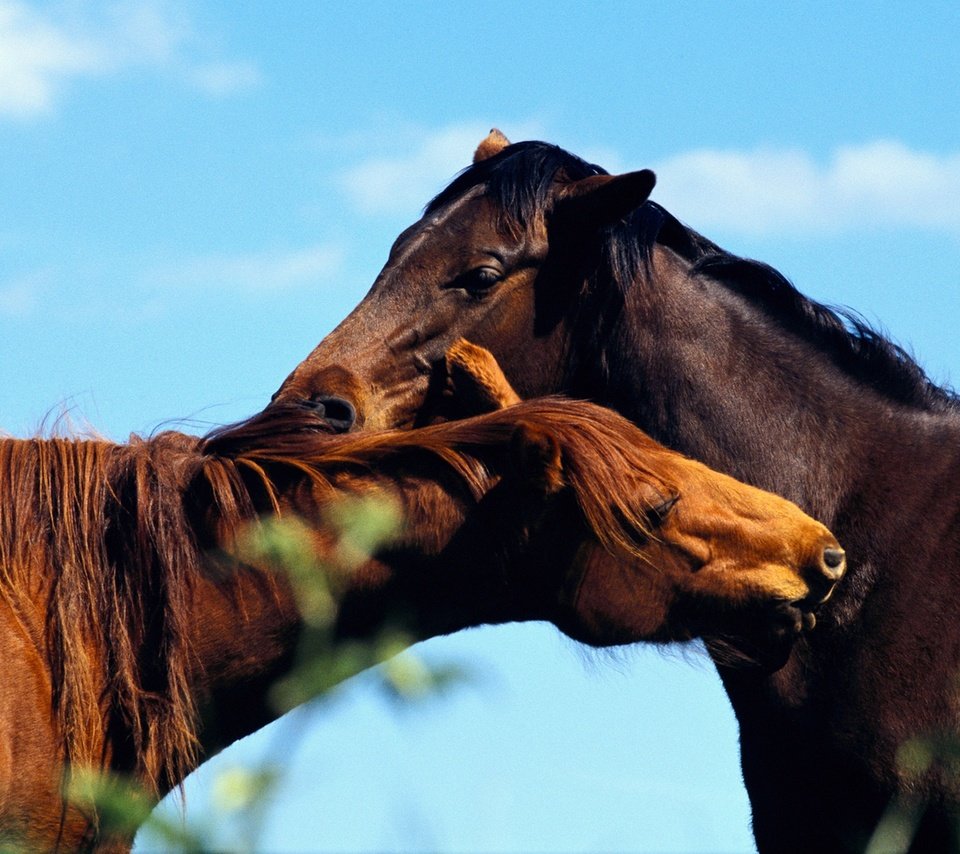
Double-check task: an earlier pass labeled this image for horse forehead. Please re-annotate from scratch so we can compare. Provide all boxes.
[389,189,500,268]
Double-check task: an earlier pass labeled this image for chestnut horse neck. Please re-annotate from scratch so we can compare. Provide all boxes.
[0,400,678,804]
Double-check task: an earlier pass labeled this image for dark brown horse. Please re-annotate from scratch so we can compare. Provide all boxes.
[274,130,960,852]
[0,346,842,851]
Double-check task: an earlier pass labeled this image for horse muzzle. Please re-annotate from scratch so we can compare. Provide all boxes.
[299,394,357,432]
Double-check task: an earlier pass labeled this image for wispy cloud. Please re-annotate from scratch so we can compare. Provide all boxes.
[337,127,960,236]
[187,60,262,96]
[144,244,345,293]
[650,141,960,236]
[0,269,48,316]
[0,1,102,117]
[0,0,259,120]
[336,120,544,216]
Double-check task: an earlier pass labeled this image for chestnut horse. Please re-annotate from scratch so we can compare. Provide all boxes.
[274,131,960,852]
[0,347,841,851]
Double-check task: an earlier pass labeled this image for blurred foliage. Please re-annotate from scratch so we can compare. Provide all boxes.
[66,767,204,852]
[65,494,466,852]
[865,733,960,854]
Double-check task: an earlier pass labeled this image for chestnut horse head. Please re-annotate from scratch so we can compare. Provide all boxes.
[223,341,844,655]
[428,340,846,653]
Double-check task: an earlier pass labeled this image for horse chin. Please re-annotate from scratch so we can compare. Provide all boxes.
[704,600,817,672]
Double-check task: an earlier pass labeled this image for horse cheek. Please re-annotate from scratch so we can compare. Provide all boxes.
[559,544,671,646]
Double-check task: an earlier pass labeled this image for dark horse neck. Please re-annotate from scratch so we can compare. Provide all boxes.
[599,243,960,852]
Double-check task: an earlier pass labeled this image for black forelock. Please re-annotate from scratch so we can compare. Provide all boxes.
[425,140,607,228]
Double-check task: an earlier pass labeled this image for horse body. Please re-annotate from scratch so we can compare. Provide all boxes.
[0,360,840,849]
[598,229,960,850]
[279,132,960,850]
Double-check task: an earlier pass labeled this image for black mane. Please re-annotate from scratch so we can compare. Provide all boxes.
[690,254,959,412]
[429,139,957,413]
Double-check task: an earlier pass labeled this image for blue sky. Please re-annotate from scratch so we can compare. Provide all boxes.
[1,2,958,851]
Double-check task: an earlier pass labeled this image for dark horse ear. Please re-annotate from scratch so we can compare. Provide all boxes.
[553,170,657,230]
[474,128,512,163]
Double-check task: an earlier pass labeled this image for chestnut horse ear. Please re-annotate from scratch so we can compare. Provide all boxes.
[474,128,512,163]
[511,420,565,495]
[553,170,657,230]
[445,338,522,413]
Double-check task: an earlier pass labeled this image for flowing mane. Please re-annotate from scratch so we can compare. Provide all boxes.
[207,400,679,561]
[427,140,956,413]
[0,431,206,794]
[0,399,681,799]
[690,255,959,412]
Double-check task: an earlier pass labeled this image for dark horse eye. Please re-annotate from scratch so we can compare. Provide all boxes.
[453,266,503,295]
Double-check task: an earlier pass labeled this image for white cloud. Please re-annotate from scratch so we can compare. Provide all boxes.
[337,120,545,216]
[144,244,345,293]
[650,141,960,236]
[338,123,494,216]
[337,127,960,236]
[0,0,259,120]
[0,1,104,117]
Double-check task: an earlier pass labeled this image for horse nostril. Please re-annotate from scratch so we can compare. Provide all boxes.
[821,547,846,581]
[306,394,357,432]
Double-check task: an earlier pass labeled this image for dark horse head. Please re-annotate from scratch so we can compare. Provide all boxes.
[271,129,673,431]
[272,130,949,523]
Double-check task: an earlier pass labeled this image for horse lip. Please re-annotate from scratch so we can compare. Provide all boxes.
[773,599,820,636]
[805,581,837,609]
[778,602,806,635]
[787,589,834,631]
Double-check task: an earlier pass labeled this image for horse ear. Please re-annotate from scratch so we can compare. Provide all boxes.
[445,338,522,413]
[553,170,657,229]
[474,128,511,163]
[511,420,565,495]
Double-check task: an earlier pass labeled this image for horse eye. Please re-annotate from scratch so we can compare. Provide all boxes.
[454,266,503,294]
[646,494,680,528]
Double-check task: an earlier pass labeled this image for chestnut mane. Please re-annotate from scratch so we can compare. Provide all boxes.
[0,399,673,794]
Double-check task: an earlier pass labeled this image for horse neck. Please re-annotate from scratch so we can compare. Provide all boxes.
[189,452,537,758]
[185,553,300,763]
[326,462,560,641]
[600,246,960,565]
